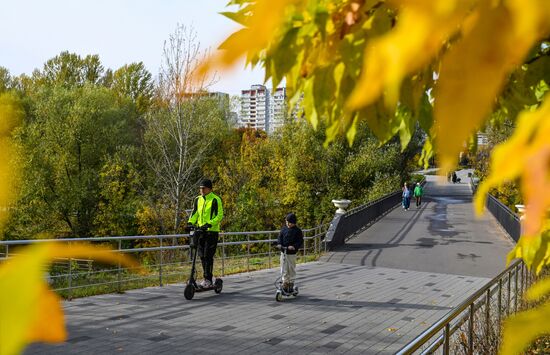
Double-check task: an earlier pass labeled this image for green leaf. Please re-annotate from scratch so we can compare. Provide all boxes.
[346,114,359,146]
[358,100,399,145]
[397,106,414,149]
[313,66,334,122]
[314,6,329,39]
[220,11,249,26]
[333,62,345,97]
[268,27,300,89]
[417,92,433,133]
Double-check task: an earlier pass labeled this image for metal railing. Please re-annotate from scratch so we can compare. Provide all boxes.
[325,179,426,250]
[397,259,533,354]
[486,194,521,242]
[324,191,402,249]
[0,224,329,299]
[470,175,521,242]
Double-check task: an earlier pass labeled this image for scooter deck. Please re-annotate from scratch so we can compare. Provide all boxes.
[194,285,216,292]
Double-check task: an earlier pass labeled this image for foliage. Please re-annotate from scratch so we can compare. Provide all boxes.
[0,67,14,92]
[107,62,154,114]
[32,51,105,88]
[94,147,142,236]
[7,85,138,238]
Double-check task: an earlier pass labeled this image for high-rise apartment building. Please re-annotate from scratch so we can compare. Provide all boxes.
[239,84,270,131]
[239,85,293,134]
[268,87,287,134]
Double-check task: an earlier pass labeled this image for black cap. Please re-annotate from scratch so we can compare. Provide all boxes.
[200,179,213,189]
[285,213,297,224]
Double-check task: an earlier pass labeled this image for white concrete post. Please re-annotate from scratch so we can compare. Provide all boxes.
[331,199,351,214]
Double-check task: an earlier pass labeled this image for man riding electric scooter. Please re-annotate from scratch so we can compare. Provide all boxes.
[185,179,223,299]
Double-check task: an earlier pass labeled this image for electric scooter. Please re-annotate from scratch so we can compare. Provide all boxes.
[184,225,223,300]
[275,246,299,302]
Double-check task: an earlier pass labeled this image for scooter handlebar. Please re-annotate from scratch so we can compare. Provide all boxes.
[187,224,209,233]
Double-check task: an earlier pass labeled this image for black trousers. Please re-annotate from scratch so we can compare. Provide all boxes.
[198,232,219,281]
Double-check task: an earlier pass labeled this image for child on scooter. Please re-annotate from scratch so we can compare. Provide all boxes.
[277,213,304,293]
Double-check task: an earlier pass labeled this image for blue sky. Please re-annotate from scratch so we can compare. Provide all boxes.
[0,0,264,95]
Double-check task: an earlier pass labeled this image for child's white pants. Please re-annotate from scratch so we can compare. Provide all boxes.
[281,253,296,284]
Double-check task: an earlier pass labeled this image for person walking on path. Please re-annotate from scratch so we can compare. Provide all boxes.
[414,182,424,208]
[402,183,411,211]
[401,183,407,209]
[187,178,224,288]
[277,213,304,292]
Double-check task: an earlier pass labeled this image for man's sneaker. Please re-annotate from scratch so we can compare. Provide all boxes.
[200,279,212,288]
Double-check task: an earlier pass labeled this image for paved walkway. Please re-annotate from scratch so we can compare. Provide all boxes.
[322,173,514,278]
[25,172,515,354]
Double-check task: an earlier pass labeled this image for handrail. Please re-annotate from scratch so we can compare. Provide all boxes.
[0,226,326,246]
[397,258,525,354]
[486,194,520,222]
[325,178,426,250]
[470,175,521,241]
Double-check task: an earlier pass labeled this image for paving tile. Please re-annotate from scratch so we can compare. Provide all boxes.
[147,334,171,342]
[321,324,347,334]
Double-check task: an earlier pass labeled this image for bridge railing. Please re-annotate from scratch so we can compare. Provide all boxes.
[470,176,521,242]
[486,194,521,242]
[324,179,425,250]
[324,191,402,250]
[0,224,329,299]
[397,259,533,354]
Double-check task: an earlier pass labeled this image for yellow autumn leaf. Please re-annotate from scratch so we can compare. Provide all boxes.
[0,243,140,355]
[347,0,473,110]
[506,230,550,275]
[436,0,550,174]
[0,92,24,230]
[525,276,550,302]
[500,301,550,355]
[475,96,550,260]
[199,0,301,75]
[25,286,66,343]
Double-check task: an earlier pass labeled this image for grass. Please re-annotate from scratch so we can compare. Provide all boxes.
[51,248,322,299]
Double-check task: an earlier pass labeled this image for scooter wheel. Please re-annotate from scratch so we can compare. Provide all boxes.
[275,291,283,302]
[184,284,195,300]
[214,279,223,294]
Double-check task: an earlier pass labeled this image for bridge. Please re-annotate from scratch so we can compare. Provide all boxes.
[24,171,517,354]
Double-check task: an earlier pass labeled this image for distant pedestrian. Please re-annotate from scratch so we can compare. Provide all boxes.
[402,183,411,211]
[401,183,408,209]
[414,182,424,207]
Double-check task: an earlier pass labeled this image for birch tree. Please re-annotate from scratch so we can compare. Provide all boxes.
[143,24,225,233]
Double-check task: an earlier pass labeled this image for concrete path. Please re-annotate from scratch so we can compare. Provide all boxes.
[25,171,515,354]
[321,174,515,278]
[26,263,488,355]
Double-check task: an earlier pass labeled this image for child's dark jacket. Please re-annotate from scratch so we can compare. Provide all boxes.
[278,225,304,255]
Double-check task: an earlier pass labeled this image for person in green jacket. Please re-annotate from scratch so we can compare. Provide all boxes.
[413,182,424,208]
[187,178,224,288]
